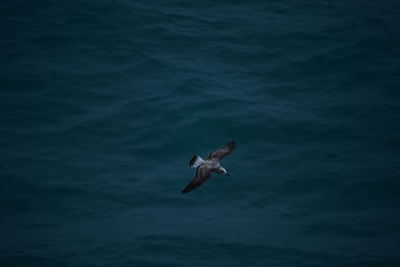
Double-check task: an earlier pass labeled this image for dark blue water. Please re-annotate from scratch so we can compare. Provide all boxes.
[1,0,400,266]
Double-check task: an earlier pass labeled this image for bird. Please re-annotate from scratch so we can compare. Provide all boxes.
[182,141,236,194]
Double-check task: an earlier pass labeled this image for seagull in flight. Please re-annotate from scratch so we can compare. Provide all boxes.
[182,141,236,194]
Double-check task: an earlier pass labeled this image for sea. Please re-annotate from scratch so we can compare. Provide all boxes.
[1,0,400,266]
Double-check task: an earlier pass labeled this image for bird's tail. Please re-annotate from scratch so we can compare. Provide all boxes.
[189,155,204,168]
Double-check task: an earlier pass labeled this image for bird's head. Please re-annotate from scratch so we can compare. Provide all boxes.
[220,167,229,176]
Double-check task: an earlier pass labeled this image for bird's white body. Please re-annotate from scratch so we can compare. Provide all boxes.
[189,155,227,174]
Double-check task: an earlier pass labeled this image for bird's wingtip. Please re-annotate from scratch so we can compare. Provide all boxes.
[229,140,236,148]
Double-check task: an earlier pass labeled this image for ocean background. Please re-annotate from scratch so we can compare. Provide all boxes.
[1,0,400,266]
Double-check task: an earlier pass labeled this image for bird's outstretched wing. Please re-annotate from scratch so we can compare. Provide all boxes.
[207,141,236,160]
[182,165,211,194]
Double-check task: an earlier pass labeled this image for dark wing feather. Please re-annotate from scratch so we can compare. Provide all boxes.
[207,141,236,160]
[182,165,211,194]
